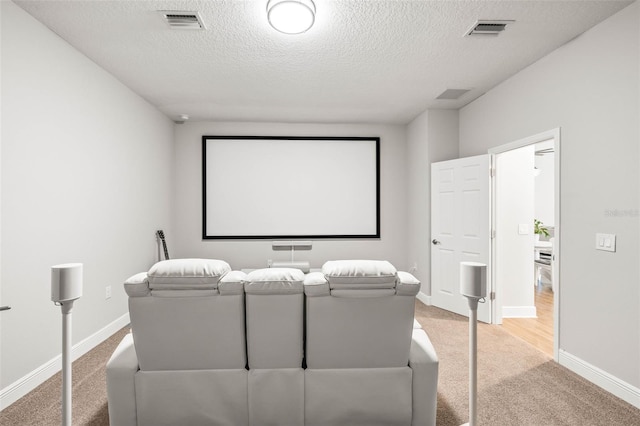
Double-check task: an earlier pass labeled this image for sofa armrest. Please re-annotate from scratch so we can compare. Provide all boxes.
[124,272,150,297]
[106,332,139,426]
[409,328,439,426]
[396,271,421,296]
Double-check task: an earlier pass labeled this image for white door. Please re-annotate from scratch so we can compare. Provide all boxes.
[431,154,491,322]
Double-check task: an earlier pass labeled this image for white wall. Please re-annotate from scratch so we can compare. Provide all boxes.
[495,146,535,318]
[407,109,459,295]
[172,121,408,270]
[0,1,173,395]
[460,2,639,390]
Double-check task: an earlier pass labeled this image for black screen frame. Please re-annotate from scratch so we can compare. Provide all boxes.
[202,135,380,240]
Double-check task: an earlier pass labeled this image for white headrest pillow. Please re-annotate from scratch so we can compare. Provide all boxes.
[322,260,397,288]
[147,258,231,289]
[245,268,305,294]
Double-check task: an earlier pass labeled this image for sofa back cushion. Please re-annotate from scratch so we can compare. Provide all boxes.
[126,259,245,371]
[244,268,304,368]
[305,260,417,368]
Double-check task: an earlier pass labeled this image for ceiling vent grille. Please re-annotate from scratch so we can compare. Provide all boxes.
[436,89,471,100]
[465,20,514,37]
[159,11,205,30]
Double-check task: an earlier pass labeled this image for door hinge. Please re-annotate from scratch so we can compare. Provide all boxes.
[490,167,496,177]
[491,229,496,239]
[490,291,496,300]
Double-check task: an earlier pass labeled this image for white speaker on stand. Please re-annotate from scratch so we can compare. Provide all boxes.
[459,261,486,426]
[51,263,83,426]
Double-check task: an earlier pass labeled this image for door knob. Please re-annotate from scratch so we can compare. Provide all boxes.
[432,239,441,245]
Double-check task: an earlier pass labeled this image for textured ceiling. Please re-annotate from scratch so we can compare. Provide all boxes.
[15,0,633,124]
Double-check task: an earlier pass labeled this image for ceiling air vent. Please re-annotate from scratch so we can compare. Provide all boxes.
[436,89,471,100]
[465,20,514,37]
[159,11,205,30]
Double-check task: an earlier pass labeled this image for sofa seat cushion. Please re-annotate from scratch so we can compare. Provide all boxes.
[147,258,231,290]
[322,260,397,289]
[245,268,304,294]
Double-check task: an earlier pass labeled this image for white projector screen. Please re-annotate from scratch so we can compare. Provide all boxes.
[202,136,380,239]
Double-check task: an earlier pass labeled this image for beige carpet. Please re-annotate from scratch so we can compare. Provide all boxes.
[0,326,130,426]
[2,302,639,425]
[414,301,640,425]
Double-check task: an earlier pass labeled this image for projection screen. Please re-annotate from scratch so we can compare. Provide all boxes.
[202,136,380,239]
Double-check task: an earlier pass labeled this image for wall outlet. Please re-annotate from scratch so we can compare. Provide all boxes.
[267,259,273,267]
[105,285,112,299]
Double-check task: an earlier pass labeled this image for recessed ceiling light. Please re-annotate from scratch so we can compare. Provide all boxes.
[267,0,316,35]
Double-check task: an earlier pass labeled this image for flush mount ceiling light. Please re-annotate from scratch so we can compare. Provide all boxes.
[267,0,315,34]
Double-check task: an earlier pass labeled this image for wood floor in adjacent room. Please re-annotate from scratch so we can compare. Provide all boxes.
[502,285,554,357]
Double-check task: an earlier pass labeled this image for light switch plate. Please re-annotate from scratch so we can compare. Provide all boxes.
[518,224,529,235]
[596,233,616,252]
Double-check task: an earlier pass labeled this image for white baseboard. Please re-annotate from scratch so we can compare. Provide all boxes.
[0,312,130,411]
[502,305,537,318]
[559,349,640,409]
[416,291,431,306]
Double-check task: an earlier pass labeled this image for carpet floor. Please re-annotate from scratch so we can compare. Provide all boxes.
[2,301,639,425]
[414,301,640,425]
[0,326,130,426]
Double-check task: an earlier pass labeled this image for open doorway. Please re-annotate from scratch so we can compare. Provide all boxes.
[489,129,560,360]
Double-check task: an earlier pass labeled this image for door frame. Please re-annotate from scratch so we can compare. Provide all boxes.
[488,128,561,361]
